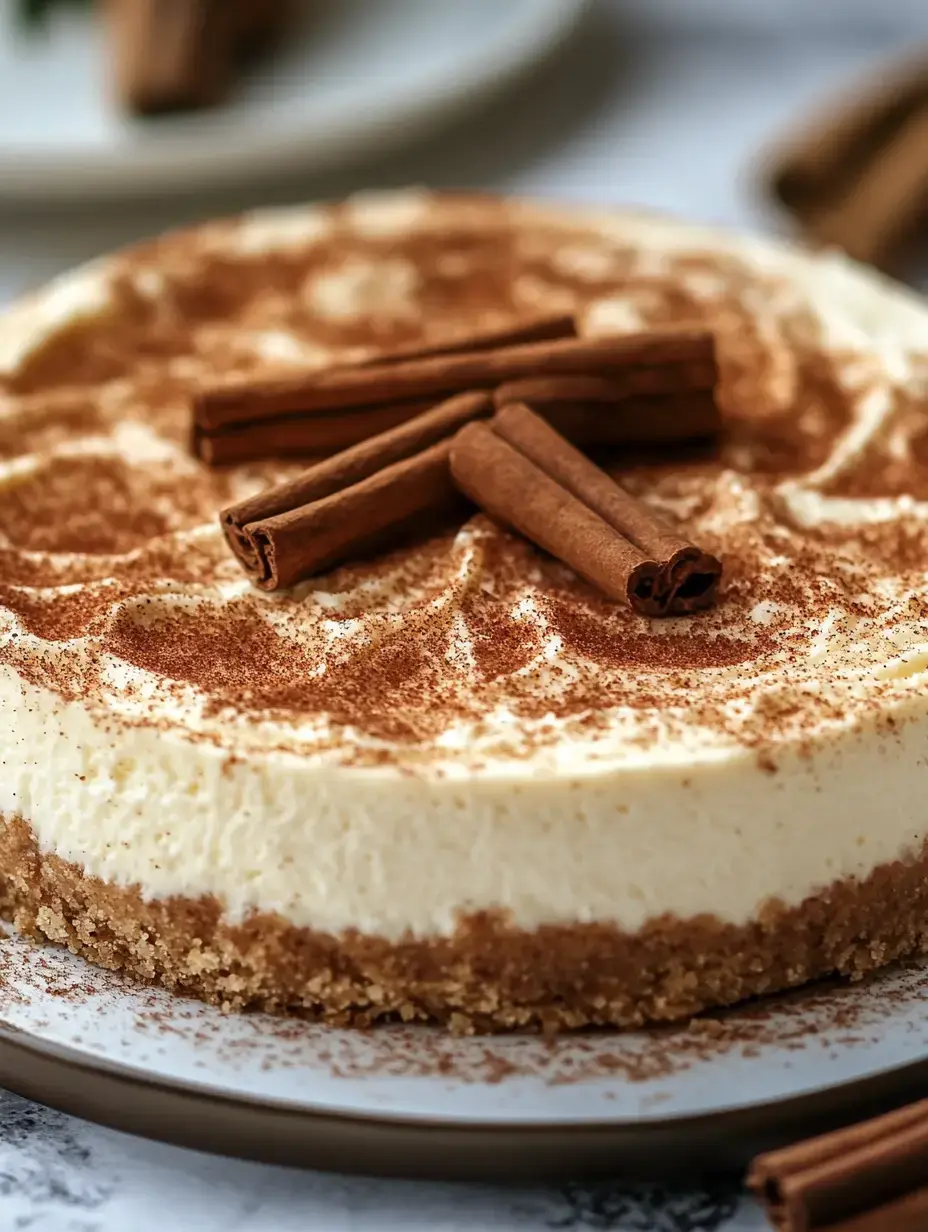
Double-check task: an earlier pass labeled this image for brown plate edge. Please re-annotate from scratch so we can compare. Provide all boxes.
[1,1025,927,1181]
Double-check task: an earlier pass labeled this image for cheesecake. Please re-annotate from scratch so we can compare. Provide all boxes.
[1,191,928,1032]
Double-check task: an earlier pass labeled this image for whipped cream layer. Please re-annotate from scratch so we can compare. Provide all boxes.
[2,192,928,939]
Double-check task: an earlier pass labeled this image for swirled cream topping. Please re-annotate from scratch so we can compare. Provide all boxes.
[1,193,928,938]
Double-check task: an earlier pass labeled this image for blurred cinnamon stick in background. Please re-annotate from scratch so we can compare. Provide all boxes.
[102,0,291,116]
[237,0,293,58]
[104,0,237,115]
[811,106,928,271]
[764,53,928,277]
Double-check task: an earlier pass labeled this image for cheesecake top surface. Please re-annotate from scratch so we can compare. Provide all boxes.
[2,191,928,774]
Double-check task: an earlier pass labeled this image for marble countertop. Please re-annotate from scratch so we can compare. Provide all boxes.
[0,2,921,1227]
[0,1088,764,1232]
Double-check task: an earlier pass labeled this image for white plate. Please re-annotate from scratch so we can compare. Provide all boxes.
[1,927,927,1178]
[0,0,588,202]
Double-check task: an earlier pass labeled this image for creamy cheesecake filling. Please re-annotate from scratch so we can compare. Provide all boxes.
[4,808,928,1032]
[2,193,928,978]
[2,670,928,940]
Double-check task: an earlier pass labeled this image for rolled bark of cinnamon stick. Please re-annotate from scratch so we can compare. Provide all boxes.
[765,55,928,216]
[249,440,461,590]
[748,1096,928,1232]
[808,105,928,270]
[493,377,720,447]
[195,329,716,433]
[450,404,721,615]
[491,403,721,613]
[356,314,577,366]
[221,391,492,586]
[451,421,642,606]
[198,389,720,465]
[197,398,439,466]
[103,0,239,116]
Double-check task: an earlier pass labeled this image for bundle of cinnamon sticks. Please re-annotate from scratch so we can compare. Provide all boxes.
[204,315,724,617]
[749,1095,928,1231]
[765,52,928,275]
[102,0,292,116]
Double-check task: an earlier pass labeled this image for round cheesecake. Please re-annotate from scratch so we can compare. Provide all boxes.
[2,192,928,1032]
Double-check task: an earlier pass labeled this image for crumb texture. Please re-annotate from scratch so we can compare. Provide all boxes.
[4,195,928,1028]
[2,816,927,1033]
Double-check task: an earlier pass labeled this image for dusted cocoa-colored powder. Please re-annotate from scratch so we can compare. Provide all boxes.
[0,194,925,764]
[3,195,928,1034]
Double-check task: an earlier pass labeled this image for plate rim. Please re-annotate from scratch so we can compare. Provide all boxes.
[2,1017,927,1133]
[2,1023,927,1180]
[0,0,591,200]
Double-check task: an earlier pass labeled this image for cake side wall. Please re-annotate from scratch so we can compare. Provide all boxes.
[3,812,928,1032]
[2,668,928,940]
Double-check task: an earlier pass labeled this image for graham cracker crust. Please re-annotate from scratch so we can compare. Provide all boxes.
[2,814,928,1033]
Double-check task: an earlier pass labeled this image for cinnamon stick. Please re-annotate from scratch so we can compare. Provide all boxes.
[831,1188,928,1231]
[194,327,717,434]
[496,403,720,611]
[200,388,721,465]
[198,398,438,466]
[357,313,577,366]
[748,1097,928,1231]
[492,376,720,447]
[450,404,721,615]
[193,315,583,463]
[221,391,491,588]
[765,54,928,216]
[104,0,238,116]
[248,442,458,591]
[808,105,928,269]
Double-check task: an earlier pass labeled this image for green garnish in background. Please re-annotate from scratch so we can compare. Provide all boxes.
[17,0,90,29]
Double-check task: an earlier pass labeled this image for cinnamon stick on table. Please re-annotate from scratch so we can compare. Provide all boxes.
[762,52,928,274]
[809,105,928,270]
[104,0,239,115]
[194,325,717,464]
[748,1097,928,1231]
[221,391,493,590]
[450,403,721,616]
[765,54,928,217]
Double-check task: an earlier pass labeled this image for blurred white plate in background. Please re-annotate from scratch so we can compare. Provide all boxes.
[0,0,588,202]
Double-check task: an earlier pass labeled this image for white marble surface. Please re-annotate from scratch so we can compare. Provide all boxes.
[0,2,923,1227]
[0,1090,763,1232]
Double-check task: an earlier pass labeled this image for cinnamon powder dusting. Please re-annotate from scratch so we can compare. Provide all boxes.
[1,194,927,766]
